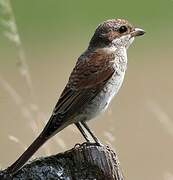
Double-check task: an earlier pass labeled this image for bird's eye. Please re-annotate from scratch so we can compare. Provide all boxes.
[118,26,128,34]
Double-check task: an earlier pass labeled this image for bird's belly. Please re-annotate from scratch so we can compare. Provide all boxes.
[99,72,125,111]
[76,71,126,121]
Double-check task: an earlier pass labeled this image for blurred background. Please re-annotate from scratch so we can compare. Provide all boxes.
[0,0,173,179]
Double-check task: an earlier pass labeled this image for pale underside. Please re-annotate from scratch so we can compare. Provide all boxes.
[75,46,128,122]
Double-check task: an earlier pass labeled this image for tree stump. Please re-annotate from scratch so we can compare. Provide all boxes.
[0,143,124,180]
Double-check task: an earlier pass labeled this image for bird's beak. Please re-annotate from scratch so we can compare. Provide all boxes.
[131,28,145,37]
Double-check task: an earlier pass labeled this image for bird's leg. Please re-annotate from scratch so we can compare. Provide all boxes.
[75,122,90,142]
[81,121,102,146]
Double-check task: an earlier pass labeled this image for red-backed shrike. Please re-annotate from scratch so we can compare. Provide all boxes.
[6,18,145,175]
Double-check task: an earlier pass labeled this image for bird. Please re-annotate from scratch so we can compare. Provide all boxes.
[6,18,145,175]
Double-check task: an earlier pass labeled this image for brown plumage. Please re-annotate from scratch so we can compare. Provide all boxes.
[45,49,116,137]
[6,18,145,175]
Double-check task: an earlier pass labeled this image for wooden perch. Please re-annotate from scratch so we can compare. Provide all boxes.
[0,143,124,180]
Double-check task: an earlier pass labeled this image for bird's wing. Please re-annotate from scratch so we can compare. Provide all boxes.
[52,49,115,121]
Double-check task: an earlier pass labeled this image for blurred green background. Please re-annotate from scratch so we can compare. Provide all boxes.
[0,0,173,180]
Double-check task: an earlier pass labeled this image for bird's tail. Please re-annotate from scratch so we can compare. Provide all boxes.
[6,115,65,175]
[6,132,48,175]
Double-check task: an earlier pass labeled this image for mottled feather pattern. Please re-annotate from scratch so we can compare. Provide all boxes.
[52,49,116,119]
[69,49,115,89]
[50,46,128,128]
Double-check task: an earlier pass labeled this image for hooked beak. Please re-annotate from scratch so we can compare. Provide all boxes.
[131,28,145,37]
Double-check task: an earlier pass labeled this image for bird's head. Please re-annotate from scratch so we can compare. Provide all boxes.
[89,18,145,49]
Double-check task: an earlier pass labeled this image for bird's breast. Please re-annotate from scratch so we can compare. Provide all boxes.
[98,63,126,111]
[80,49,128,121]
[99,47,128,109]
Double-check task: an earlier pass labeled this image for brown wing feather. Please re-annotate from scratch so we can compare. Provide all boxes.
[69,49,115,89]
[53,49,115,119]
